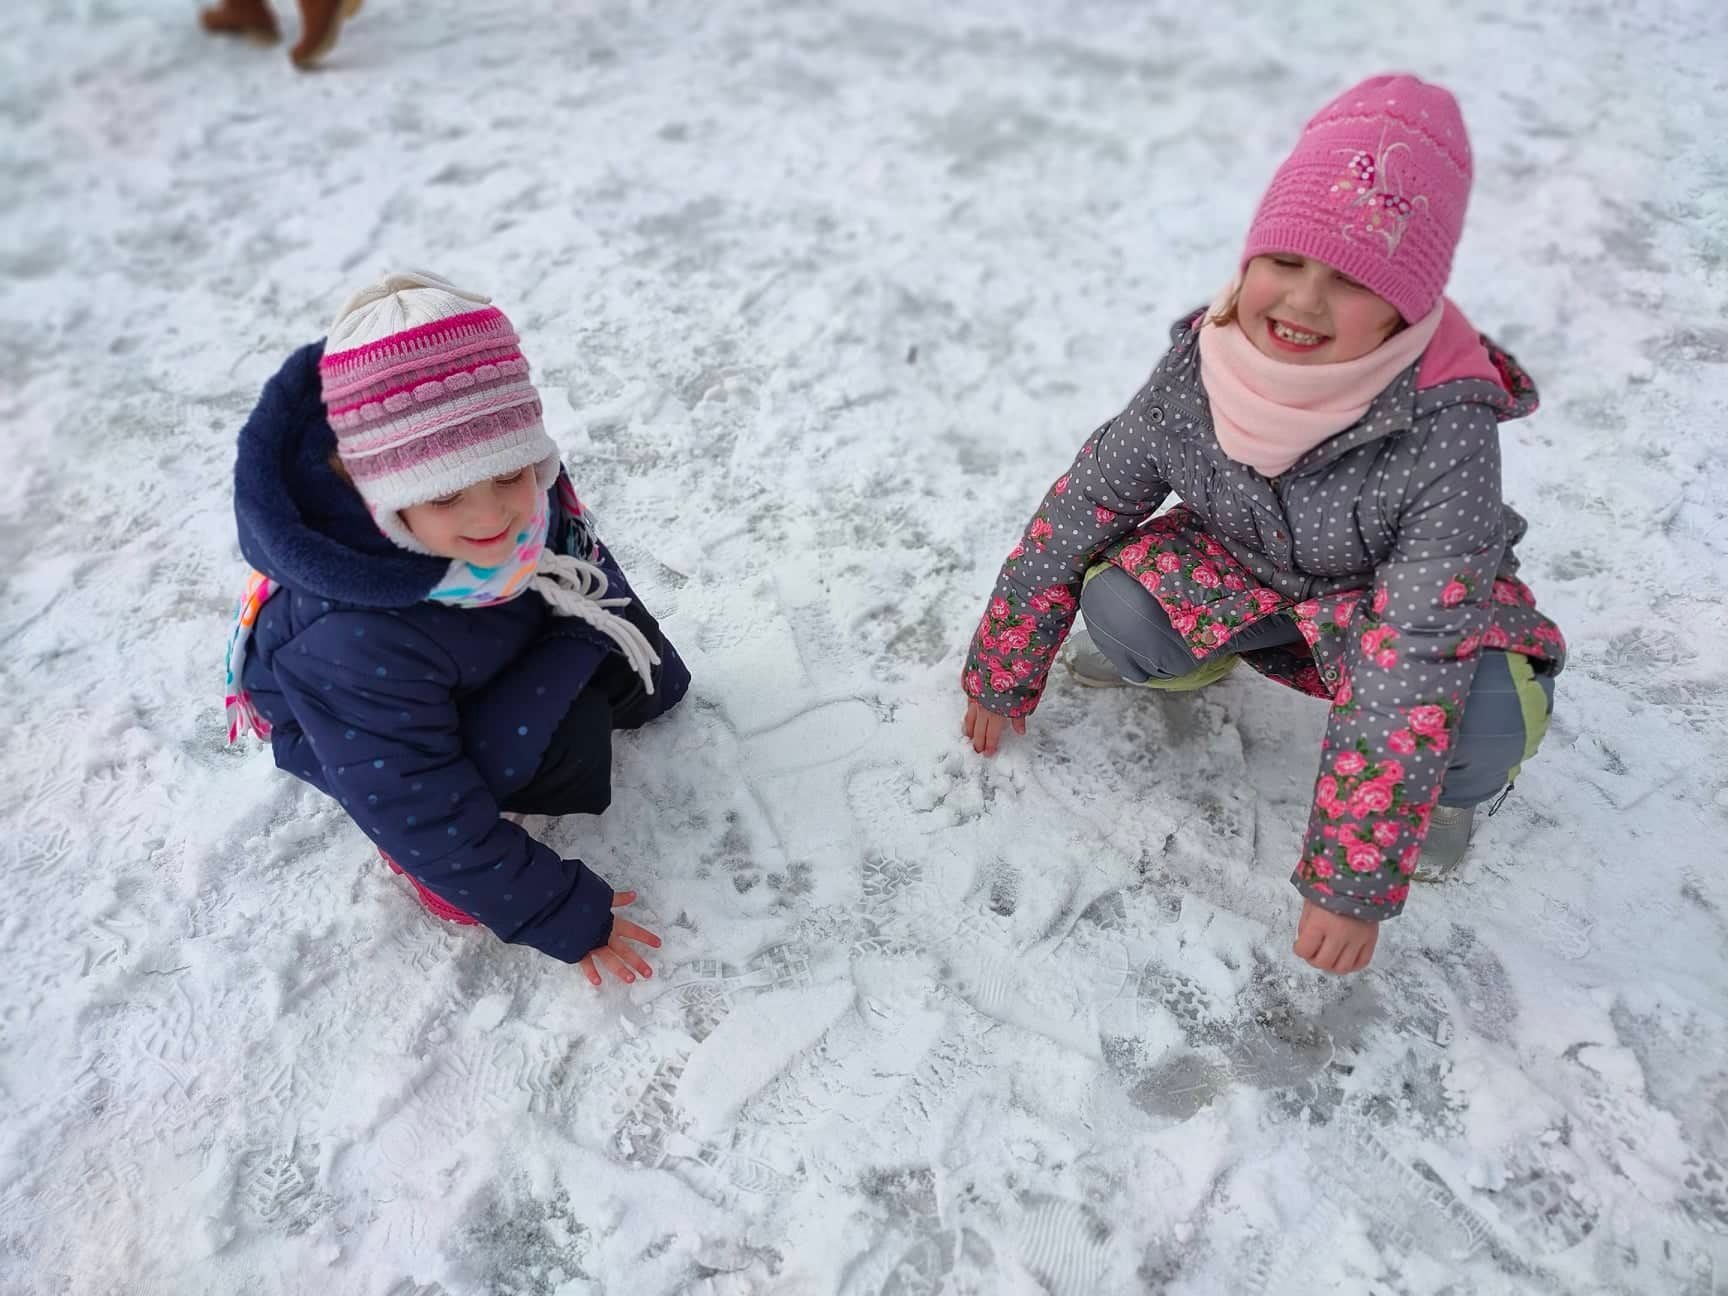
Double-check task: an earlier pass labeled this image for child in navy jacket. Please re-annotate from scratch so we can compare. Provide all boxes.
[223,272,689,985]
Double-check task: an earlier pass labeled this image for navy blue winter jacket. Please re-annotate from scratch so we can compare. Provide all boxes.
[234,342,689,962]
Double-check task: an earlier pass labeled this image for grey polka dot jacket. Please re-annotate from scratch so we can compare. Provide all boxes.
[964,310,1566,921]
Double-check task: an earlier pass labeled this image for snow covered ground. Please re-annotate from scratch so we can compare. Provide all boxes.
[3,0,1727,1291]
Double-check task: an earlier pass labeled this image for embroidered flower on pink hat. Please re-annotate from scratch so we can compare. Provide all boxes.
[1330,129,1431,256]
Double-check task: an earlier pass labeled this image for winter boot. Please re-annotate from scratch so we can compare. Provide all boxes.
[1063,629,1240,692]
[1413,804,1475,883]
[380,851,478,925]
[291,0,363,69]
[200,0,281,42]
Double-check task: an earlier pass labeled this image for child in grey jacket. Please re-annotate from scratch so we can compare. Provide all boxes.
[961,74,1564,976]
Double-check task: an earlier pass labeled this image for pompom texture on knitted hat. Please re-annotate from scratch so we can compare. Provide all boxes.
[1242,74,1472,322]
[318,271,560,554]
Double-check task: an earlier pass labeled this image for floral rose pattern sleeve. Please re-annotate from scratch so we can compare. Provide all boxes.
[964,384,1174,718]
[1290,405,1509,921]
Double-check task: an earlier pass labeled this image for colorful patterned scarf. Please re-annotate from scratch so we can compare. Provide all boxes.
[224,570,280,743]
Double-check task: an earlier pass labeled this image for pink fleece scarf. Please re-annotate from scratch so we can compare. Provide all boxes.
[1196,288,1498,478]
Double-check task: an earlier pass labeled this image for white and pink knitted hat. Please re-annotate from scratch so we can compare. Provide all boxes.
[319,271,560,553]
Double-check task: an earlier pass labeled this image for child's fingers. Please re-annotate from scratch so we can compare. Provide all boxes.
[1328,935,1358,972]
[613,918,662,948]
[612,890,637,907]
[609,940,654,978]
[1012,717,1027,736]
[577,954,603,987]
[596,947,637,985]
[1327,935,1360,973]
[1292,920,1322,961]
[1310,933,1346,973]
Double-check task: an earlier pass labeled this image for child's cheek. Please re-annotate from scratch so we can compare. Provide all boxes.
[1334,297,1375,352]
[1337,295,1400,350]
[1237,278,1273,324]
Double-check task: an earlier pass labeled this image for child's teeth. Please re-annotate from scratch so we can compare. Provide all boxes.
[1275,322,1321,344]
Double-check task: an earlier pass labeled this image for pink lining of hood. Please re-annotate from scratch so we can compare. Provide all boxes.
[1417,300,1504,392]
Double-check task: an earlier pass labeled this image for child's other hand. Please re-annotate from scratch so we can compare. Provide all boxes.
[963,698,1026,756]
[578,891,662,987]
[1293,899,1378,974]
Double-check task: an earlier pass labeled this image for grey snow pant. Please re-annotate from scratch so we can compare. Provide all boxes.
[1080,565,1556,808]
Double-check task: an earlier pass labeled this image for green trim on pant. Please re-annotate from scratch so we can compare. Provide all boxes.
[1504,653,1553,784]
[1081,560,1239,691]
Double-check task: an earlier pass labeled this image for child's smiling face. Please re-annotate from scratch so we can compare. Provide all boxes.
[1236,254,1403,364]
[400,467,541,564]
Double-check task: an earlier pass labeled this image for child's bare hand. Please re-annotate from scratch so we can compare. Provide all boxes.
[963,698,1026,756]
[1293,899,1378,974]
[578,891,662,987]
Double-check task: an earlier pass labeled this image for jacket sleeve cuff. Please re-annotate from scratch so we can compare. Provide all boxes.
[537,858,616,962]
[1290,872,1407,922]
[499,839,618,964]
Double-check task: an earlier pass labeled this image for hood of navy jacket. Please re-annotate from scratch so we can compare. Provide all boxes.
[234,340,450,606]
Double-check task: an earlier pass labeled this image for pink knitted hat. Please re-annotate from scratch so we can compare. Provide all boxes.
[1242,74,1472,323]
[318,271,560,554]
